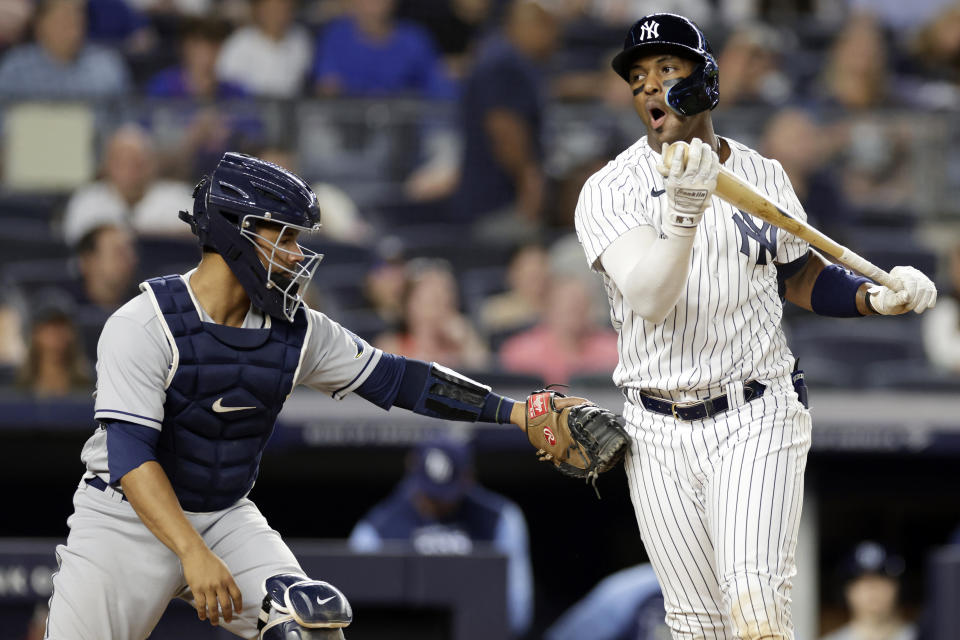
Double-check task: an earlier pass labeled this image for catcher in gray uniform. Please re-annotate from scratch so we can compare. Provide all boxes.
[45,152,629,640]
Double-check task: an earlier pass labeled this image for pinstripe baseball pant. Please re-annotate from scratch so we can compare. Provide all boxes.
[622,377,812,640]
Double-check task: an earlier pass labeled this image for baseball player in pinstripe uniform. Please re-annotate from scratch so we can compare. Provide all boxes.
[44,152,588,640]
[574,14,937,640]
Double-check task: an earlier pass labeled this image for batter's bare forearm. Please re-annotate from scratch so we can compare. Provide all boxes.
[121,461,207,558]
[783,250,828,311]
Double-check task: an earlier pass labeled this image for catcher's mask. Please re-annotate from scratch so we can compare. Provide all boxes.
[180,152,323,322]
[611,12,719,116]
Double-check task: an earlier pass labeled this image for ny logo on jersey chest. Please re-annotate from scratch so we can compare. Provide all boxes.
[732,210,777,265]
[637,20,659,40]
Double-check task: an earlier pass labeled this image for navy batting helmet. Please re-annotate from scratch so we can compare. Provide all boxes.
[179,152,323,322]
[611,13,719,116]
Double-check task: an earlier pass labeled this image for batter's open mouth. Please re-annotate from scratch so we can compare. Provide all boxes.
[649,107,667,129]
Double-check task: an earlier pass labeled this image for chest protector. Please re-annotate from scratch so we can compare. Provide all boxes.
[144,275,308,512]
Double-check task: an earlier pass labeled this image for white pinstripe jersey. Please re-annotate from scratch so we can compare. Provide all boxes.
[575,135,810,394]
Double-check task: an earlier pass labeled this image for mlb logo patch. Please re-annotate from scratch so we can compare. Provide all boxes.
[528,393,550,420]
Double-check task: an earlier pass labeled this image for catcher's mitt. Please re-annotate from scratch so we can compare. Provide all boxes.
[525,389,630,496]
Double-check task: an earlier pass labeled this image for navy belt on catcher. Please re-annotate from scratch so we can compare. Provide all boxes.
[638,380,766,421]
[85,476,128,501]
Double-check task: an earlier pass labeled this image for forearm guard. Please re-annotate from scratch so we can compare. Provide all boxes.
[415,364,492,421]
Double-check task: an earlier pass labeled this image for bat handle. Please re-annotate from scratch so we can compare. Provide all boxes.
[837,248,904,292]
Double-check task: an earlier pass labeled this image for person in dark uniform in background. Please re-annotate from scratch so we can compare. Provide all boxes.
[452,0,559,240]
[348,434,533,636]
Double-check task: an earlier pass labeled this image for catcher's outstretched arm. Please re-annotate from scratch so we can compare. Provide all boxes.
[354,352,520,424]
[351,354,631,494]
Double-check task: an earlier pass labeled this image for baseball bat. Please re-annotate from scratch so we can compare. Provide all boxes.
[664,142,904,292]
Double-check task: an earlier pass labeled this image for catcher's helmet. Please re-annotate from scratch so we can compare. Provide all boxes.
[611,13,719,116]
[179,152,323,322]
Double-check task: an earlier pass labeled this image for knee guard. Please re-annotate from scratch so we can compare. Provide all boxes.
[258,573,353,640]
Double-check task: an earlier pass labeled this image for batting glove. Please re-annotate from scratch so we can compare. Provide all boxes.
[656,138,720,237]
[867,266,938,315]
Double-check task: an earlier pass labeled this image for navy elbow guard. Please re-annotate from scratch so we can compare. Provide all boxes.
[417,364,491,421]
[810,264,870,317]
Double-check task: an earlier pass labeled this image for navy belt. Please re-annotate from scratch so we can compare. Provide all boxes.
[85,476,127,501]
[638,380,766,421]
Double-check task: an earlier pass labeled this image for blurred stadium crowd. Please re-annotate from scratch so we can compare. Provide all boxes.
[0,0,959,394]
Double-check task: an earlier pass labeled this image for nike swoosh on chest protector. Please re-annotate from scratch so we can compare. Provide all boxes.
[212,397,257,413]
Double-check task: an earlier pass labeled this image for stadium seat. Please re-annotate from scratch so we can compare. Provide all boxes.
[0,258,74,291]
[863,359,960,392]
[460,266,507,321]
[312,262,370,312]
[787,319,923,388]
[846,230,938,278]
[0,224,70,266]
[75,306,111,364]
[301,238,375,267]
[793,355,856,389]
[0,364,17,389]
[0,191,65,223]
[399,225,513,272]
[136,236,201,276]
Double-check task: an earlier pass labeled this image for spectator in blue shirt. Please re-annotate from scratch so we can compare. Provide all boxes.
[85,0,151,49]
[312,0,454,99]
[146,16,245,99]
[451,0,559,237]
[0,0,130,99]
[349,434,533,636]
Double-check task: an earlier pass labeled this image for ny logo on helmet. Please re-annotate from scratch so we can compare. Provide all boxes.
[638,20,659,41]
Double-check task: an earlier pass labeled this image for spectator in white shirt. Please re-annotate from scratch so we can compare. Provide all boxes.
[62,125,193,245]
[216,0,312,98]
